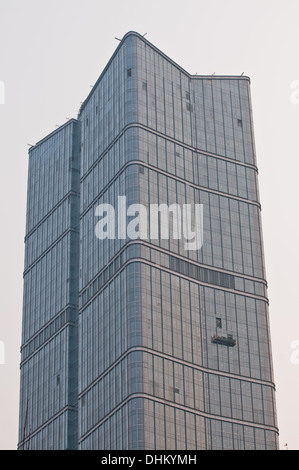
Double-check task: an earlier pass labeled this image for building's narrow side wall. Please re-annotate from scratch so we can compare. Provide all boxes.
[18,120,80,450]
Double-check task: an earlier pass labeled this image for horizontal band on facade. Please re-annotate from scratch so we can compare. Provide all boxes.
[80,159,261,222]
[24,190,80,242]
[23,227,79,277]
[79,244,268,312]
[78,345,276,401]
[78,391,278,445]
[80,240,267,296]
[80,122,259,187]
[17,404,77,450]
[79,258,268,313]
[20,305,78,365]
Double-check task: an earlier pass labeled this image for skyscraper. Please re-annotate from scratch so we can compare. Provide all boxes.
[19,31,279,450]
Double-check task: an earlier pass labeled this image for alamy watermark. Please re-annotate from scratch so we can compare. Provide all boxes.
[95,196,203,251]
[0,340,5,365]
[290,80,299,104]
[290,340,299,365]
[0,80,5,104]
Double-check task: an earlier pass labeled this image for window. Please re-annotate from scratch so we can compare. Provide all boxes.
[127,68,132,77]
[216,318,222,329]
[237,119,242,127]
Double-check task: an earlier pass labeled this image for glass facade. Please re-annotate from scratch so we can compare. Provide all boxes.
[18,120,80,449]
[19,32,278,450]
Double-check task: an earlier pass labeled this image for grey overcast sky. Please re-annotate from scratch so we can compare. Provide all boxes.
[0,0,298,450]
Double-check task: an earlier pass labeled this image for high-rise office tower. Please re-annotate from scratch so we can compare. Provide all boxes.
[18,32,278,450]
